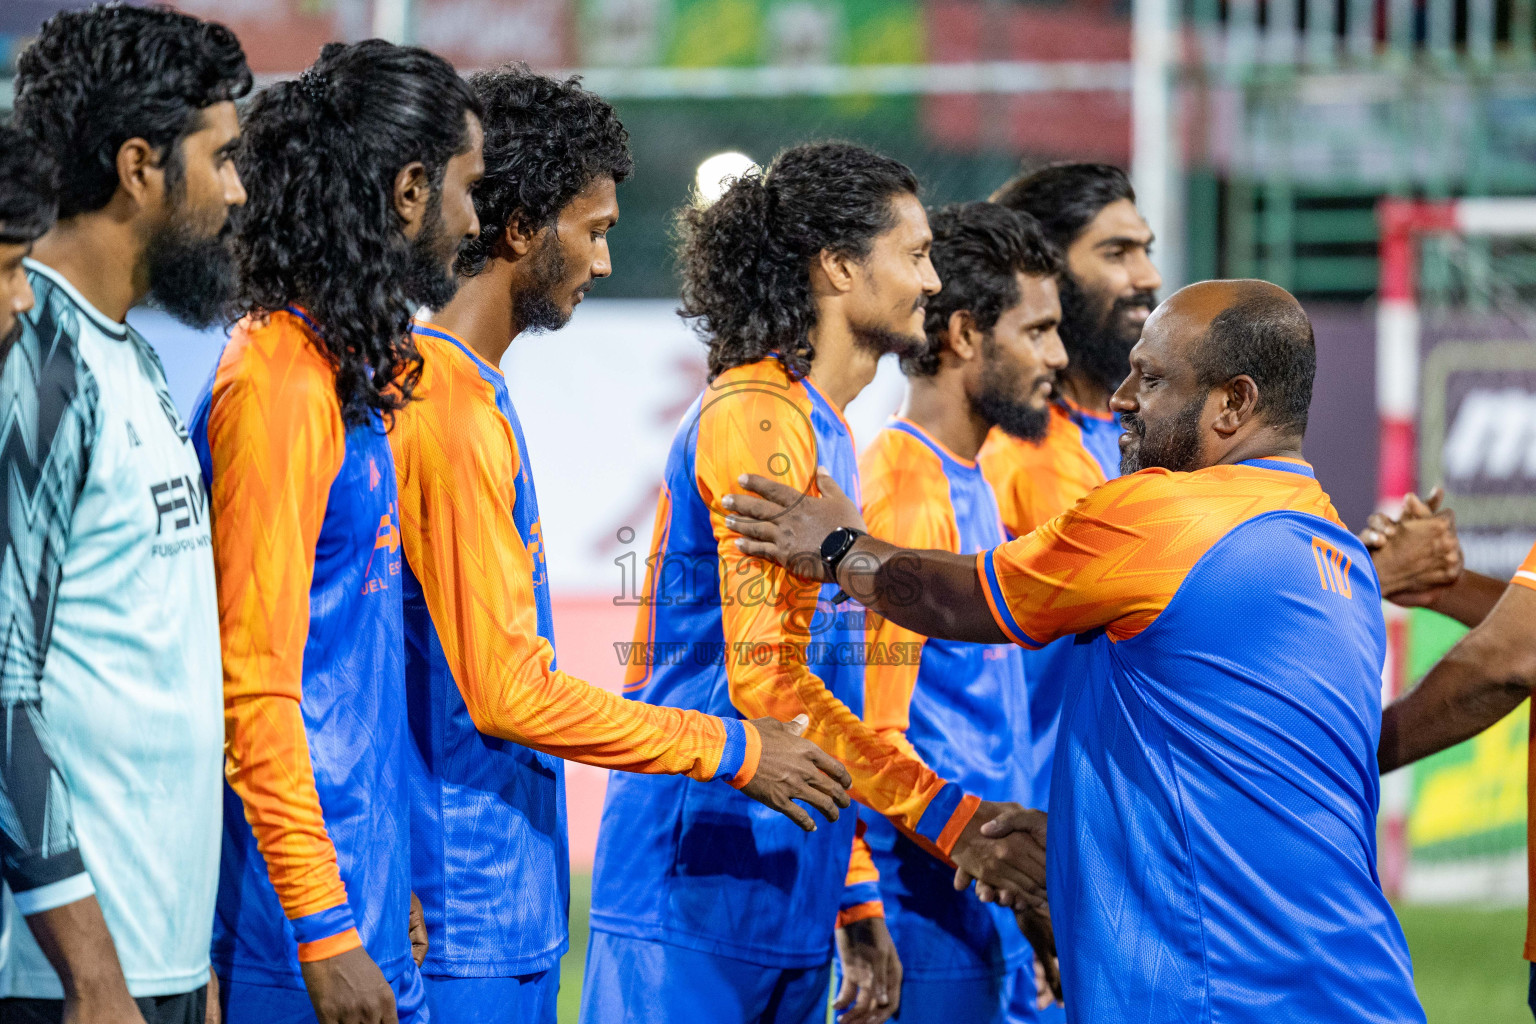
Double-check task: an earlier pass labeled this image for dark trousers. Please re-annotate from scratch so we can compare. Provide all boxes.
[0,985,206,1024]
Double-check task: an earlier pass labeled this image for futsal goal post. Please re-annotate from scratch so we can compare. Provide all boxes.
[1377,196,1536,903]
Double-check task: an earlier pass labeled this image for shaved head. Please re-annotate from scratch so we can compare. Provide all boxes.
[1113,279,1316,474]
[1175,280,1316,436]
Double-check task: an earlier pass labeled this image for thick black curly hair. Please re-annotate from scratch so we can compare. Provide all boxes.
[456,63,632,278]
[0,126,59,244]
[677,141,919,381]
[990,162,1135,252]
[233,40,480,427]
[13,3,251,221]
[903,202,1061,378]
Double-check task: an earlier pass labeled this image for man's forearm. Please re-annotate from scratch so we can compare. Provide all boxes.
[1425,571,1506,629]
[838,538,1007,644]
[25,896,139,1007]
[1379,645,1530,774]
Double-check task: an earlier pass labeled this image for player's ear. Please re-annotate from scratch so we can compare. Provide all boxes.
[1212,374,1259,437]
[945,310,980,362]
[501,212,535,258]
[814,248,857,295]
[114,136,162,213]
[392,160,431,239]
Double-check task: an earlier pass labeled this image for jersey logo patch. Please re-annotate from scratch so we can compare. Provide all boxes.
[1311,537,1353,598]
[150,475,206,534]
[126,421,142,447]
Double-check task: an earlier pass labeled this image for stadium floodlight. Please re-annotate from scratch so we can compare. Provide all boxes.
[694,151,758,205]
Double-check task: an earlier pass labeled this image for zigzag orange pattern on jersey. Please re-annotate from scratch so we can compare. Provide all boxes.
[985,461,1342,648]
[979,405,1107,538]
[392,326,738,782]
[206,311,353,927]
[698,360,966,846]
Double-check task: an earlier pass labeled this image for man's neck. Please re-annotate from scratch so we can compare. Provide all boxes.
[425,262,521,369]
[30,212,146,323]
[806,320,880,413]
[897,373,990,461]
[1216,429,1306,468]
[1054,369,1112,414]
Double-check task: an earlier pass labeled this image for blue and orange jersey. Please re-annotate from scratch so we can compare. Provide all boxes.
[392,322,757,977]
[855,420,1032,980]
[191,309,414,990]
[978,396,1124,811]
[979,458,1423,1024]
[590,357,976,967]
[977,397,1120,540]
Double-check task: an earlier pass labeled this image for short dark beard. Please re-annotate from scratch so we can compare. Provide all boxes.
[513,232,572,335]
[144,217,238,329]
[402,191,462,312]
[972,331,1050,443]
[852,323,926,360]
[1058,272,1155,396]
[1119,393,1205,474]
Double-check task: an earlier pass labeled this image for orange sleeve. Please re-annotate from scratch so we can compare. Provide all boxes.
[978,464,1335,649]
[859,434,953,754]
[697,380,977,854]
[390,358,755,786]
[837,820,885,928]
[206,323,359,960]
[1512,541,1536,593]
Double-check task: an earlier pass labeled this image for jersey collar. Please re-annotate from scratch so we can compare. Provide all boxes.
[411,318,504,379]
[25,258,129,340]
[1238,455,1315,478]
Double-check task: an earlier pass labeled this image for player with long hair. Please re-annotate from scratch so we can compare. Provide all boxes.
[726,279,1427,1024]
[1,7,249,1021]
[190,40,483,1024]
[583,142,1046,1024]
[390,64,851,1023]
[854,202,1066,1023]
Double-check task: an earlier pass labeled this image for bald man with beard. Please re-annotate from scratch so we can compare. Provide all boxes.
[723,280,1426,1024]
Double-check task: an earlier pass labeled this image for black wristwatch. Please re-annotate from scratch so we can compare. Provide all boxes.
[820,526,866,580]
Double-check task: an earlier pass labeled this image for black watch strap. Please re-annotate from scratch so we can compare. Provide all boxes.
[820,526,866,578]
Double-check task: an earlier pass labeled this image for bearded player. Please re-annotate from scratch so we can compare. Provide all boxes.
[2,8,247,1021]
[852,202,1066,1024]
[192,42,483,1024]
[583,143,1046,1024]
[727,279,1425,1024]
[390,64,851,1024]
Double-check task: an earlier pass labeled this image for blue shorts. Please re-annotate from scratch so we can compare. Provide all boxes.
[580,930,830,1024]
[219,965,427,1024]
[423,971,557,1024]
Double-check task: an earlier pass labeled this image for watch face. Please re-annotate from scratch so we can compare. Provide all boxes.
[821,528,846,561]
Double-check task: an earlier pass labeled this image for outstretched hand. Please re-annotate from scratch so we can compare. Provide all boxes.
[723,469,867,582]
[739,713,853,831]
[950,801,1048,913]
[1361,489,1463,606]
